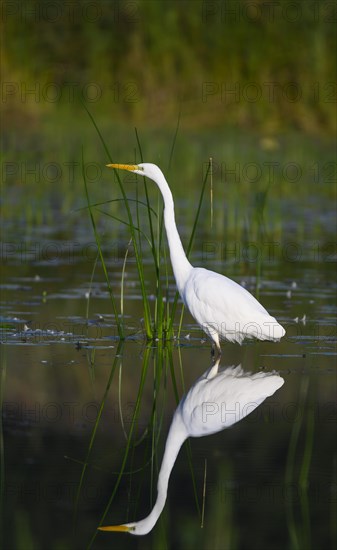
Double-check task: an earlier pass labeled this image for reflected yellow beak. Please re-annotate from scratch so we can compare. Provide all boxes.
[98,524,130,532]
[106,163,139,171]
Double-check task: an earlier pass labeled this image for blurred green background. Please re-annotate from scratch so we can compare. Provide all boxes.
[2,0,336,228]
[3,0,336,132]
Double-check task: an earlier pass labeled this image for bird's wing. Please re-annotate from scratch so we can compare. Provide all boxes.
[184,268,270,341]
[181,366,284,436]
[197,268,267,314]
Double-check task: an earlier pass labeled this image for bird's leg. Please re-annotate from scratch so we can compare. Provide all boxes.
[207,354,221,378]
[211,337,222,365]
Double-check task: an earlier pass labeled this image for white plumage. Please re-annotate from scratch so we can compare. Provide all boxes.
[184,268,285,347]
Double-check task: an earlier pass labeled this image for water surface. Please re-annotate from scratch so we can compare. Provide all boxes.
[1,143,336,550]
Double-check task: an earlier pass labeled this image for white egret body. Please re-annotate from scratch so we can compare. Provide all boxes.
[98,360,284,535]
[107,163,285,352]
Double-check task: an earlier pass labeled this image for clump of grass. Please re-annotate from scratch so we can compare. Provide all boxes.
[76,111,210,542]
[82,104,211,345]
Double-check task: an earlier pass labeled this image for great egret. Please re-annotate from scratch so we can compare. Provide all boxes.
[107,163,285,353]
[98,359,284,536]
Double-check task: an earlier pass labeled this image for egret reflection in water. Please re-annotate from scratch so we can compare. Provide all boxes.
[98,359,284,536]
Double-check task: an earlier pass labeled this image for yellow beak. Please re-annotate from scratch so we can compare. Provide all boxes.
[106,163,139,171]
[98,524,130,532]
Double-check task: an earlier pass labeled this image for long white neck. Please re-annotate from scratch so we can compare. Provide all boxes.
[156,174,193,293]
[131,412,188,535]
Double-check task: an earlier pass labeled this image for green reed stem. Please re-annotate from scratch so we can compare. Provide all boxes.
[90,346,152,546]
[284,374,310,550]
[298,384,315,550]
[74,341,124,531]
[82,148,124,339]
[120,239,132,333]
[82,103,153,339]
[168,110,181,170]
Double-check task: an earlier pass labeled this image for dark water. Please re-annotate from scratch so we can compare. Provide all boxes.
[1,193,336,550]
